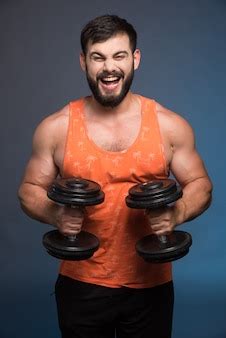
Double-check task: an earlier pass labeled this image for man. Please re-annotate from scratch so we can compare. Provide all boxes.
[18,14,212,338]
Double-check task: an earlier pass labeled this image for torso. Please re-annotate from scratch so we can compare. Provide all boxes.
[53,95,173,175]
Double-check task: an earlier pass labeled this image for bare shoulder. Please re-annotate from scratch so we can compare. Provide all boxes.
[34,104,69,137]
[32,104,70,153]
[155,102,195,150]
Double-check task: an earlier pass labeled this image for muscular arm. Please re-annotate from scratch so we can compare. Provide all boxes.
[168,113,212,224]
[18,114,61,225]
[18,107,84,235]
[148,103,212,236]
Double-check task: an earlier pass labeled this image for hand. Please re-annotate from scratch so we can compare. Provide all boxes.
[146,206,178,236]
[55,205,85,236]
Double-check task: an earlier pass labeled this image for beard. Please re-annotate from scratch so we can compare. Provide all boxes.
[85,66,134,108]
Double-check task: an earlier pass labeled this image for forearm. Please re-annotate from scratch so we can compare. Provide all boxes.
[18,182,58,226]
[175,176,212,225]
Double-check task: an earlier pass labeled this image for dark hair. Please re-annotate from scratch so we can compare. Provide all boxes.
[80,14,137,55]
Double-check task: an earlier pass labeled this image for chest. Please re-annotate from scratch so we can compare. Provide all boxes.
[86,114,141,152]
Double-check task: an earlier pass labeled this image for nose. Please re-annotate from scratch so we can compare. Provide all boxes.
[103,58,116,72]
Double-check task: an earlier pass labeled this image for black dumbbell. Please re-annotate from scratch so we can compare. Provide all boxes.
[42,177,105,260]
[126,179,192,263]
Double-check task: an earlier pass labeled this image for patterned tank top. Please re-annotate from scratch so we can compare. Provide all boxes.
[60,95,172,288]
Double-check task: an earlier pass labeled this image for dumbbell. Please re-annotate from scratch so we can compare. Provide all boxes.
[126,179,192,263]
[42,177,105,260]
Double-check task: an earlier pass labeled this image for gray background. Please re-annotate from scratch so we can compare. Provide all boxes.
[1,0,226,337]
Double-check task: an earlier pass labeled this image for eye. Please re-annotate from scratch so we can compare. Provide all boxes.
[91,55,105,62]
[114,54,126,61]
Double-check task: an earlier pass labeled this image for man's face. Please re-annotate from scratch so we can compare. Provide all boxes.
[80,34,141,107]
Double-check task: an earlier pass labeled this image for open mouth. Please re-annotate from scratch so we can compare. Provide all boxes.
[98,75,123,92]
[100,76,121,85]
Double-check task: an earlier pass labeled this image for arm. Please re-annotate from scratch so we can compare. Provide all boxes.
[147,104,212,236]
[18,109,84,236]
[18,114,59,224]
[169,114,212,225]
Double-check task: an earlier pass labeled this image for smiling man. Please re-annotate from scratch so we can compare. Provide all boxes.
[18,15,212,338]
[82,33,139,108]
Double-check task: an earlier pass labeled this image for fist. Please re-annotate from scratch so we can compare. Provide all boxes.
[55,206,85,236]
[146,206,177,236]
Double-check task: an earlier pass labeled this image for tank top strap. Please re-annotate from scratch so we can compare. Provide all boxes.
[139,95,159,135]
[135,95,168,178]
[62,98,85,176]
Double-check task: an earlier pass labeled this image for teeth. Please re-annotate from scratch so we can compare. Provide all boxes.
[102,77,119,82]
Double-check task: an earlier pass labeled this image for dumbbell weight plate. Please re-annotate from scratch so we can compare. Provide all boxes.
[126,179,183,209]
[48,177,105,206]
[136,230,192,263]
[43,230,99,260]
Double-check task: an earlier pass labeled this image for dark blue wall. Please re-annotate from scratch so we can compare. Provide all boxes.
[1,1,226,337]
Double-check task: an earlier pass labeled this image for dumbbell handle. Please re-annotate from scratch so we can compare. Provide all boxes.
[147,207,171,245]
[63,205,82,242]
[158,235,168,244]
[68,234,77,241]
[154,198,181,245]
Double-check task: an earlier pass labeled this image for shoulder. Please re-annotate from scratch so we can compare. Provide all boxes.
[155,101,195,149]
[32,104,70,153]
[37,104,69,130]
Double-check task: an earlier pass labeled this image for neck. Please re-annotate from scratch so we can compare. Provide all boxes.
[86,92,137,117]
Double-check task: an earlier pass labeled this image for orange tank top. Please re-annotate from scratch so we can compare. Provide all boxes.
[60,95,172,288]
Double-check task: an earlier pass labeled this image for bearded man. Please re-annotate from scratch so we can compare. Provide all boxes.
[18,14,212,338]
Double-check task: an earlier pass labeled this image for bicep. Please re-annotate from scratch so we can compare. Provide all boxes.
[21,120,59,190]
[169,122,209,187]
[170,146,209,188]
[21,153,58,189]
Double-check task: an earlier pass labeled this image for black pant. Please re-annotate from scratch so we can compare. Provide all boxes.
[55,275,174,338]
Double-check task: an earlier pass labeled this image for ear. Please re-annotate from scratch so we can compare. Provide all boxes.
[133,49,141,70]
[80,52,86,71]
